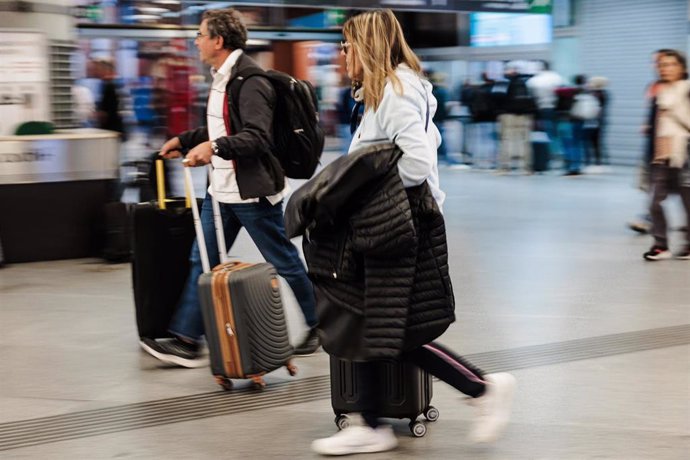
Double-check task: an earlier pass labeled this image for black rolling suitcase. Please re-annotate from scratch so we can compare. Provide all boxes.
[330,357,438,437]
[103,201,134,263]
[183,165,296,391]
[531,131,550,173]
[132,160,196,340]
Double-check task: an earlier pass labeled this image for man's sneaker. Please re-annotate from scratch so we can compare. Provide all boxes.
[294,327,320,356]
[468,373,517,444]
[140,337,208,368]
[643,246,672,261]
[674,246,690,260]
[311,414,398,456]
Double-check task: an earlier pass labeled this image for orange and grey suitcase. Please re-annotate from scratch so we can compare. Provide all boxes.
[198,261,296,390]
[183,165,296,391]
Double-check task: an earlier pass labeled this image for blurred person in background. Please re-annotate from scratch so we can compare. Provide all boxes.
[72,82,95,127]
[495,63,537,174]
[629,49,674,234]
[583,76,610,171]
[308,10,516,456]
[94,58,126,141]
[527,60,565,156]
[429,70,462,167]
[560,74,590,176]
[141,8,321,366]
[466,72,499,168]
[643,49,690,261]
[336,75,358,154]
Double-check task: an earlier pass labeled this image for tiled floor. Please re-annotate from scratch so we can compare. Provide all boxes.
[1,161,688,459]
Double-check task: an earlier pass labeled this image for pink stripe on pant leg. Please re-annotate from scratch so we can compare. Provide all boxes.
[422,343,486,385]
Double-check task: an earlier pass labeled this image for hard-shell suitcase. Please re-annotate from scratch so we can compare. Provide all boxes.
[131,198,196,339]
[531,131,550,173]
[198,262,296,390]
[183,164,296,391]
[132,160,196,340]
[330,357,438,437]
[103,201,134,263]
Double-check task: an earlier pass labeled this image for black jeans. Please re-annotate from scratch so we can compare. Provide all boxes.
[649,163,690,248]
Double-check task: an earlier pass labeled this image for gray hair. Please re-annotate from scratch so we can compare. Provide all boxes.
[202,9,247,50]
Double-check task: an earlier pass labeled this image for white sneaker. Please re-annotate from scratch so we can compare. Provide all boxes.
[311,415,398,456]
[468,373,517,444]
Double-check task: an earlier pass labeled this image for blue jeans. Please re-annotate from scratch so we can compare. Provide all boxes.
[536,108,560,156]
[169,194,318,343]
[562,120,584,172]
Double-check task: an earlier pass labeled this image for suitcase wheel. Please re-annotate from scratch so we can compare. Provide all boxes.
[250,375,267,389]
[409,420,427,437]
[424,406,439,422]
[286,360,298,376]
[215,376,234,391]
[335,414,350,431]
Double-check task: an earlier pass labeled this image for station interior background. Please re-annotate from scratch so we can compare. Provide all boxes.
[0,1,689,458]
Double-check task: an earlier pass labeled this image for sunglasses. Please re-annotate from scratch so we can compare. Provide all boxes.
[340,41,352,53]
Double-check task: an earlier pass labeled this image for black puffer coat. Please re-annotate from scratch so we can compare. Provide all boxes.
[285,143,455,361]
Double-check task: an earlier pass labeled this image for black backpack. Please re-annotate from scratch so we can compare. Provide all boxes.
[230,69,324,179]
[468,84,498,122]
[505,75,537,115]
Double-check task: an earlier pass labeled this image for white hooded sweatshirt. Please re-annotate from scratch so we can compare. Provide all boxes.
[348,64,446,209]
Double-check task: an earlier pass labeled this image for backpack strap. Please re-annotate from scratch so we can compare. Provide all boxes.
[227,67,268,131]
[424,94,430,132]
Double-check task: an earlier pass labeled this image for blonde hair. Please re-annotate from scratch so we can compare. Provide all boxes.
[343,9,422,111]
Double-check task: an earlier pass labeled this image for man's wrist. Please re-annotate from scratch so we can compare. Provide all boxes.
[211,140,219,156]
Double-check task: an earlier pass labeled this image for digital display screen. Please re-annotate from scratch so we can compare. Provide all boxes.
[470,13,552,47]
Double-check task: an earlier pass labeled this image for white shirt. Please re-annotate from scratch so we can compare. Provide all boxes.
[207,49,289,204]
[348,65,445,210]
[527,70,566,110]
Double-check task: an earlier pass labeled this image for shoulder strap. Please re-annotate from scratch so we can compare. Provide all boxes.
[227,68,268,130]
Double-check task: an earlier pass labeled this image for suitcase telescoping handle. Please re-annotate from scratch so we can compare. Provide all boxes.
[155,158,192,210]
[182,160,229,274]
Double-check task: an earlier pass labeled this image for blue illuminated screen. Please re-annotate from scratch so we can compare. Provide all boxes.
[470,13,552,47]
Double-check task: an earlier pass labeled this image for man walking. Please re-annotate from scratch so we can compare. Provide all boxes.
[141,8,320,367]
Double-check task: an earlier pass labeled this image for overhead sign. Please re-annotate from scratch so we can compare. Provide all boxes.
[215,1,552,14]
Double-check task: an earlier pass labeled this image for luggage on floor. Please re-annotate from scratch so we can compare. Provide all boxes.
[183,165,296,391]
[531,131,550,172]
[198,261,296,390]
[104,153,169,264]
[329,357,438,437]
[132,160,196,340]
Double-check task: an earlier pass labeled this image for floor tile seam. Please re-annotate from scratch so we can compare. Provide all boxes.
[0,376,331,427]
[0,387,332,438]
[0,391,332,452]
[0,327,687,446]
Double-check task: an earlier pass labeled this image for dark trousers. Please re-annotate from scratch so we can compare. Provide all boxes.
[649,163,690,248]
[358,341,486,427]
[584,126,603,165]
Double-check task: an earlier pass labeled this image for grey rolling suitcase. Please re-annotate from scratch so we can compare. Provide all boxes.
[183,165,296,391]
